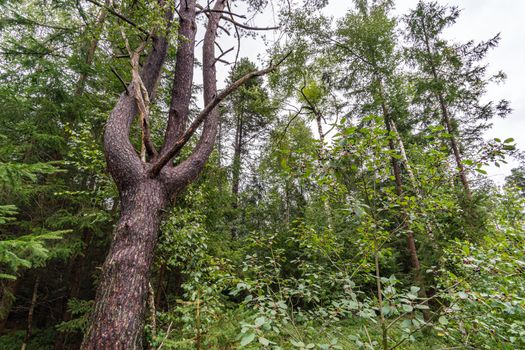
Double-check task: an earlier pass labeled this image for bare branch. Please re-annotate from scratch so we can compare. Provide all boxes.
[227,0,241,67]
[103,36,170,188]
[110,66,129,95]
[213,46,234,65]
[120,29,158,160]
[196,8,246,19]
[221,16,279,31]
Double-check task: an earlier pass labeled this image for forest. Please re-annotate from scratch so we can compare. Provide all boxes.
[0,0,524,349]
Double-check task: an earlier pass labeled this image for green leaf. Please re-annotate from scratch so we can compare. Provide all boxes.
[438,316,449,325]
[240,332,256,347]
[0,273,16,280]
[475,168,487,175]
[458,291,469,300]
[255,316,266,327]
[259,337,270,346]
[291,339,305,348]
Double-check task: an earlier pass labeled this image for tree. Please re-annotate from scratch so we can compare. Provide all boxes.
[222,58,274,237]
[79,1,284,348]
[506,163,525,196]
[404,1,511,200]
[335,0,430,308]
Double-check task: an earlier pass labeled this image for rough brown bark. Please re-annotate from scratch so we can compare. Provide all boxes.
[161,0,198,155]
[81,181,168,350]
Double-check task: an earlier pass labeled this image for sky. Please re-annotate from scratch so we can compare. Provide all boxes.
[213,0,525,184]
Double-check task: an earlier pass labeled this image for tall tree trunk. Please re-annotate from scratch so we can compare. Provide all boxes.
[419,16,472,199]
[154,261,167,308]
[378,82,429,318]
[436,92,472,200]
[231,117,243,202]
[231,116,243,238]
[21,275,40,350]
[383,112,422,271]
[389,120,438,249]
[314,113,333,230]
[81,180,168,350]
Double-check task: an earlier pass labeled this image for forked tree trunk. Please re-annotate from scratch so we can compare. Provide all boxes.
[80,0,281,348]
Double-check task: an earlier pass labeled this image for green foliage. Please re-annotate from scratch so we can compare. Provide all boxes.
[0,229,69,279]
[0,1,522,350]
[55,298,93,333]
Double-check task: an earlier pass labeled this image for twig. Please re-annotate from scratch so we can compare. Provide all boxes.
[86,0,149,35]
[213,46,234,65]
[221,16,279,31]
[156,321,173,350]
[110,66,129,95]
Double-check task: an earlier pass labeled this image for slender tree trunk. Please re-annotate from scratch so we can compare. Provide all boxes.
[314,113,333,230]
[420,16,472,199]
[378,82,430,319]
[147,282,157,350]
[231,116,243,238]
[379,84,422,272]
[374,233,388,350]
[155,261,167,308]
[21,275,40,350]
[384,114,422,271]
[75,3,108,95]
[81,180,168,350]
[436,93,472,199]
[389,120,438,248]
[231,117,243,202]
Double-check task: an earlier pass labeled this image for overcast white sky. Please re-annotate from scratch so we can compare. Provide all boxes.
[214,0,525,184]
